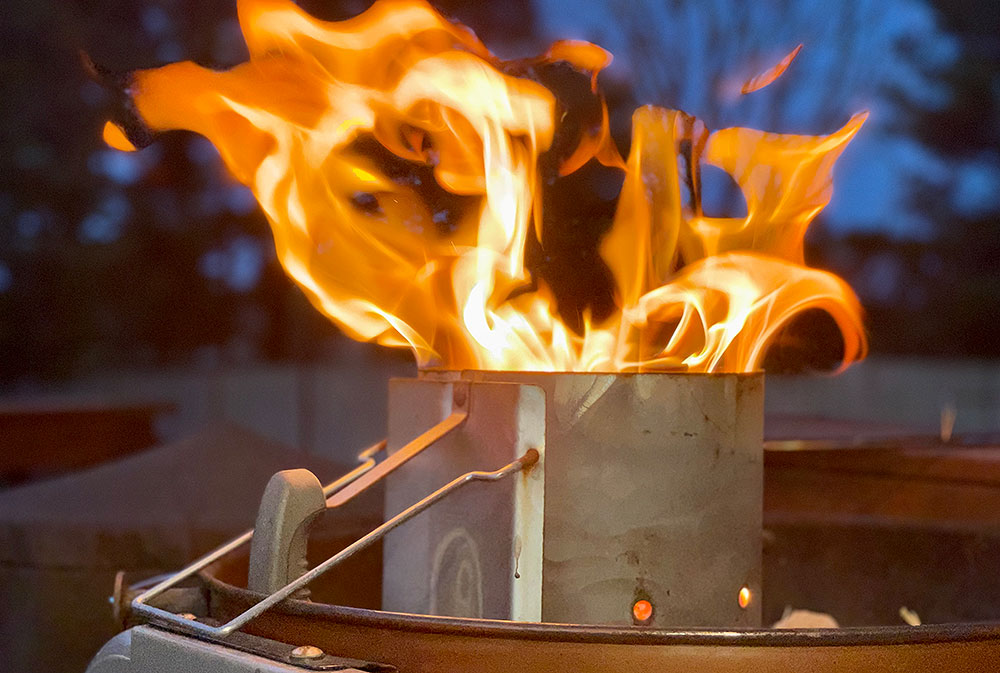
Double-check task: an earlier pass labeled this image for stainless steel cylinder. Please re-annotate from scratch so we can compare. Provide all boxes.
[383,371,763,628]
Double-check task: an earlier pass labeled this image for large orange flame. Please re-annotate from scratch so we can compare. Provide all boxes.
[102,0,867,373]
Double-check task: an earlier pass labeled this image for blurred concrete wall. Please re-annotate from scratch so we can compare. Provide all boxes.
[766,357,1000,433]
[9,354,999,464]
[29,342,415,465]
[766,358,1000,432]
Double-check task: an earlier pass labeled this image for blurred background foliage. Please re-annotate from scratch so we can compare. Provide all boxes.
[0,0,998,383]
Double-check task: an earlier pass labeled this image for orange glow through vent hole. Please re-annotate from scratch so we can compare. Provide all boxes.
[632,599,653,623]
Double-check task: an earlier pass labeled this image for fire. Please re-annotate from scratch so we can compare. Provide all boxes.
[738,586,752,609]
[102,0,867,373]
[632,599,653,623]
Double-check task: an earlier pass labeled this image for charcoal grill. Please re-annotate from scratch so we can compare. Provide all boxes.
[85,372,1000,672]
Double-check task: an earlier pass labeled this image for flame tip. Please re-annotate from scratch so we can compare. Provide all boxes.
[740,43,804,95]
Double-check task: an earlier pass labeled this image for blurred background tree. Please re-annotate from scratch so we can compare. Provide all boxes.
[0,0,997,384]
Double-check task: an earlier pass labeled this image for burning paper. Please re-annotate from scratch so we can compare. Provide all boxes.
[102,0,867,373]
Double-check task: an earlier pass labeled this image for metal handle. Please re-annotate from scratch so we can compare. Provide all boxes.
[130,401,470,611]
[133,449,539,638]
[128,402,473,636]
[125,439,386,617]
[327,411,467,508]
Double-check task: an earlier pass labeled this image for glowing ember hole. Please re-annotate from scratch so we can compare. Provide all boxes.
[632,599,653,623]
[738,586,752,609]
